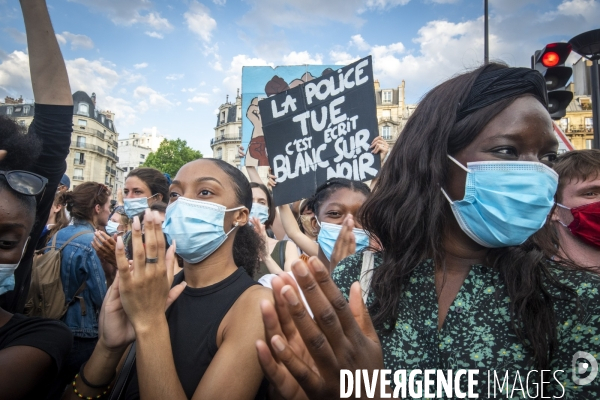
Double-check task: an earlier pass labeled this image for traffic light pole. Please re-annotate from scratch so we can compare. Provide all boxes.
[591,57,600,149]
[484,0,489,64]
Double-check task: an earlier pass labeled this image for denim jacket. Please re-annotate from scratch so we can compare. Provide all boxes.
[50,221,107,338]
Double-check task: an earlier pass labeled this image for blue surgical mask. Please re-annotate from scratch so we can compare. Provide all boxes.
[162,197,244,264]
[0,237,29,295]
[106,220,121,236]
[316,220,370,261]
[441,155,558,248]
[249,203,270,225]
[123,193,158,219]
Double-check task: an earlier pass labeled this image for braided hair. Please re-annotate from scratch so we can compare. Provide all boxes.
[311,178,371,218]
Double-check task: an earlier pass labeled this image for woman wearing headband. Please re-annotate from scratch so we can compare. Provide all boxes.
[257,63,600,398]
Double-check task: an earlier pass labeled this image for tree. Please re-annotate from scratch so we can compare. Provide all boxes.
[143,139,202,177]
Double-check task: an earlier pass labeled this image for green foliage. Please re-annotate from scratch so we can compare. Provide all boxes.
[143,139,202,177]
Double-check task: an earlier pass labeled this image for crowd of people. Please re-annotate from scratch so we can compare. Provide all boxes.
[1,1,600,399]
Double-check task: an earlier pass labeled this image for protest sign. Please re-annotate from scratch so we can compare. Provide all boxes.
[258,56,380,206]
[241,64,337,167]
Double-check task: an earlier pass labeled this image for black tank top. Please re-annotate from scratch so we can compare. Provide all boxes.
[123,268,267,399]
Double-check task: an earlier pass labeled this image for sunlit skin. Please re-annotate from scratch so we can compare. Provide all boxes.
[0,189,34,265]
[310,188,368,268]
[441,96,558,329]
[552,175,600,269]
[123,176,162,204]
[94,199,111,228]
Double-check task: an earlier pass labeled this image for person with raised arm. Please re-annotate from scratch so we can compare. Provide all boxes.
[1,0,74,315]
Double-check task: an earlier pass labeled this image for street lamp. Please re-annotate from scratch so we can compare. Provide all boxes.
[569,29,600,149]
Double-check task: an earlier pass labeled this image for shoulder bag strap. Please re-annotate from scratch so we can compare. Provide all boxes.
[279,240,287,269]
[360,251,374,304]
[58,230,93,251]
[108,342,136,400]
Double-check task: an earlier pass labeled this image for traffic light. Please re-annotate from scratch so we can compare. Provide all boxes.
[531,43,574,119]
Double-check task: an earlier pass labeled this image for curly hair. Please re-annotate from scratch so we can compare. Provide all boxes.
[0,116,42,171]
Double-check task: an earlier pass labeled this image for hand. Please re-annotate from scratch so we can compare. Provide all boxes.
[251,217,270,260]
[370,136,389,163]
[117,189,124,206]
[329,215,356,272]
[115,210,186,333]
[92,230,117,266]
[256,258,383,399]
[238,145,246,159]
[268,168,277,188]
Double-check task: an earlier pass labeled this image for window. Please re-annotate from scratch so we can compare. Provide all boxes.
[75,152,85,165]
[78,119,87,127]
[216,147,223,159]
[76,136,86,147]
[221,111,225,124]
[23,105,30,114]
[585,117,593,131]
[586,139,594,149]
[560,118,569,132]
[74,168,84,180]
[140,154,145,160]
[126,141,129,146]
[100,115,105,124]
[14,107,22,113]
[382,126,391,140]
[78,103,89,116]
[129,167,134,171]
[220,129,225,137]
[105,175,110,185]
[6,107,12,115]
[382,90,392,104]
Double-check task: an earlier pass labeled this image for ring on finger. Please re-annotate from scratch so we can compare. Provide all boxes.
[146,257,159,264]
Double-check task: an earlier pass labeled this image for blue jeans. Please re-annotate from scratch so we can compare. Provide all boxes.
[45,336,98,400]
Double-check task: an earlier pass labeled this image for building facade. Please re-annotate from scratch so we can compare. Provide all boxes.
[374,80,415,147]
[211,93,243,167]
[0,91,121,197]
[561,93,594,150]
[117,130,166,177]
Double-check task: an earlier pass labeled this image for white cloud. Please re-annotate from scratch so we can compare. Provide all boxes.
[166,74,184,80]
[134,62,148,69]
[188,94,210,104]
[350,34,371,52]
[282,51,323,65]
[68,0,172,31]
[185,1,217,42]
[213,0,226,4]
[364,0,410,9]
[329,50,360,65]
[222,54,273,94]
[102,96,138,126]
[181,87,197,92]
[427,0,459,3]
[56,31,95,50]
[66,58,120,99]
[212,87,221,93]
[145,31,164,39]
[0,51,32,99]
[186,107,195,111]
[134,85,174,113]
[4,28,27,45]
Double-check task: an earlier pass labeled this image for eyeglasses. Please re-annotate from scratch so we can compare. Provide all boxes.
[0,170,48,196]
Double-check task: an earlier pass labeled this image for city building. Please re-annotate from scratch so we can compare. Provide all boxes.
[0,91,121,196]
[211,92,243,167]
[374,80,416,147]
[117,130,166,178]
[560,58,595,150]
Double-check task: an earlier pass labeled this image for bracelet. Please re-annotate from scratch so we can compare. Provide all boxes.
[72,374,111,399]
[79,361,115,388]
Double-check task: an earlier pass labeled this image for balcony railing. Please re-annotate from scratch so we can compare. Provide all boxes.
[73,175,84,181]
[106,149,118,161]
[74,159,86,166]
[106,166,111,173]
[72,141,106,154]
[111,168,116,175]
[210,135,242,146]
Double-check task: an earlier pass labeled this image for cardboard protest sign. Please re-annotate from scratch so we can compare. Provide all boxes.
[258,56,380,206]
[241,64,337,167]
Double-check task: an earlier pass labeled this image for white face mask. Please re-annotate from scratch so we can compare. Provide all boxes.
[0,237,29,295]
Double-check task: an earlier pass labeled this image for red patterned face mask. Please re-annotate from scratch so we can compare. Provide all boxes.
[557,201,600,249]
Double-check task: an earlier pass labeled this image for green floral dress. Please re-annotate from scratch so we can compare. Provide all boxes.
[333,253,600,399]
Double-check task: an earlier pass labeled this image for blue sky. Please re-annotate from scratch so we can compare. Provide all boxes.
[0,0,597,157]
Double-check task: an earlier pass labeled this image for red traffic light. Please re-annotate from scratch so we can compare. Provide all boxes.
[542,52,560,67]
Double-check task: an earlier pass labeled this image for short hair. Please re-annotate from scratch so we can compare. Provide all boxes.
[250,182,275,229]
[553,149,600,202]
[0,116,42,171]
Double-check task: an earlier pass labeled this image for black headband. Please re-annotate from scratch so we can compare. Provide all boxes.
[456,67,548,122]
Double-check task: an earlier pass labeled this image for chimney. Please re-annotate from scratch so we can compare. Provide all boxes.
[237,88,240,98]
[226,94,229,103]
[91,92,96,105]
[374,79,380,92]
